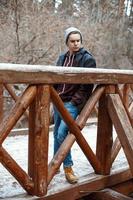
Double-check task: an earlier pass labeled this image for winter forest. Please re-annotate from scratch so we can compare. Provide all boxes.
[0,0,132,69]
[0,1,133,199]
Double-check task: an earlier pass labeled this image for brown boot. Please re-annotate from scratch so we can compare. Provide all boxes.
[56,168,60,174]
[64,167,78,184]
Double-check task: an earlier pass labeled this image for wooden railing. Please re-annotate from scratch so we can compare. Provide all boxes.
[0,63,133,198]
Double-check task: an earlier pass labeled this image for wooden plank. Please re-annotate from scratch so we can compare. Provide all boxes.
[0,63,133,84]
[45,167,132,200]
[28,85,50,196]
[112,180,133,196]
[2,168,132,200]
[0,85,37,145]
[34,85,50,196]
[88,188,133,200]
[96,93,113,174]
[107,94,133,175]
[28,96,36,184]
[111,137,121,164]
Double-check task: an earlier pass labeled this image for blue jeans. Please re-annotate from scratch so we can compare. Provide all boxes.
[53,102,79,167]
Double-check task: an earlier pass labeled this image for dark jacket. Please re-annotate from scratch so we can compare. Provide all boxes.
[55,48,96,111]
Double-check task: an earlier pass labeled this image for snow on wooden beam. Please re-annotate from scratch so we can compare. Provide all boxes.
[43,168,132,200]
[0,63,133,84]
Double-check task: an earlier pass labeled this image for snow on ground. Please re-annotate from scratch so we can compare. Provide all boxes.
[0,124,128,199]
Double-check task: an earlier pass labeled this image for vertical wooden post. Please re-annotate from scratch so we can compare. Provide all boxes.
[96,85,114,174]
[28,96,36,180]
[28,85,50,196]
[0,84,3,124]
[123,84,130,109]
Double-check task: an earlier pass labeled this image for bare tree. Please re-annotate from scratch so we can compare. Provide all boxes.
[0,0,132,68]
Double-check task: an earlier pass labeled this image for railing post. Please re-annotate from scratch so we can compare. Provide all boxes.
[96,85,115,175]
[28,85,50,196]
[123,84,130,109]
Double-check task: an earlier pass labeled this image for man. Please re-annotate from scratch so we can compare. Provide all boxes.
[53,27,96,184]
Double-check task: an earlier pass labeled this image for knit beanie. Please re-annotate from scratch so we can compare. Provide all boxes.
[64,27,82,44]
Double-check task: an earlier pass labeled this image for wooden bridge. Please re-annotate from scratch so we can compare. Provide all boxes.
[0,63,133,200]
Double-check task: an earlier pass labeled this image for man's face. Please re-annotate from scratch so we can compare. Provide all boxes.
[67,33,81,54]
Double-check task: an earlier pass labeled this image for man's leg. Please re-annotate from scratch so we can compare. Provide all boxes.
[57,102,79,183]
[57,102,78,166]
[53,107,61,156]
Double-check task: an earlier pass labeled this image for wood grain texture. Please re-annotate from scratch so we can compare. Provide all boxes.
[0,63,133,84]
[88,188,133,200]
[108,94,133,175]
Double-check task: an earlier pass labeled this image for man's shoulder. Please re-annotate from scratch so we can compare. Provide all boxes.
[56,52,66,66]
[58,51,68,59]
[79,48,96,68]
[80,48,93,58]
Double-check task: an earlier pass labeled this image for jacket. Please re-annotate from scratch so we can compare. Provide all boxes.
[55,47,96,111]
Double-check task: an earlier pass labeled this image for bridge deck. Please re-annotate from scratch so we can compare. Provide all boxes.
[2,164,131,200]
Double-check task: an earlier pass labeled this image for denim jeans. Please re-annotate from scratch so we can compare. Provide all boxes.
[53,102,79,167]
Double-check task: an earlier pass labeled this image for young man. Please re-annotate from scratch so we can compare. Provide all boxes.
[53,27,96,184]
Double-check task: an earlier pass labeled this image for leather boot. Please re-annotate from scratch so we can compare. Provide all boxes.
[64,166,78,184]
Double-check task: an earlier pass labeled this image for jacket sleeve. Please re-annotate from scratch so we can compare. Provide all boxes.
[71,55,96,109]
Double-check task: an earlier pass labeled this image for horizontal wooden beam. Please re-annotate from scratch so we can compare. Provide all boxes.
[0,63,133,84]
[5,176,133,200]
[88,188,133,200]
[112,180,133,196]
[43,167,132,200]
